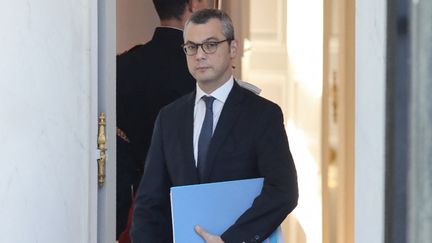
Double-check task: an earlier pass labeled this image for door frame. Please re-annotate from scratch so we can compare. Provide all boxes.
[95,0,117,242]
[322,0,355,242]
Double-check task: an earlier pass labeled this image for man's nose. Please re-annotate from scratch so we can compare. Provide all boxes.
[195,46,206,59]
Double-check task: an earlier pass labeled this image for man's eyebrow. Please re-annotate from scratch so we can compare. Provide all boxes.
[203,37,220,42]
[184,37,220,45]
[184,40,197,45]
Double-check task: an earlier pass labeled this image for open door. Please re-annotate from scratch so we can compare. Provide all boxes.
[222,0,323,242]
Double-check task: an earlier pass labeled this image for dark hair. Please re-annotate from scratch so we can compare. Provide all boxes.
[185,9,235,40]
[153,0,188,21]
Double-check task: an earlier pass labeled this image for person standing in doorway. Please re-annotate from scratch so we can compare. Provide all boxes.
[116,0,209,238]
[131,9,298,243]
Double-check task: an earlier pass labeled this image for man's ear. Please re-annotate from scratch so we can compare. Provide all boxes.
[189,0,208,12]
[229,40,238,58]
[186,0,193,13]
[187,0,194,12]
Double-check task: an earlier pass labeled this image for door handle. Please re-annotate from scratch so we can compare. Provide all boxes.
[97,112,107,186]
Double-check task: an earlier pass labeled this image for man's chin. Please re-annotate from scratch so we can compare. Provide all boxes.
[195,75,213,84]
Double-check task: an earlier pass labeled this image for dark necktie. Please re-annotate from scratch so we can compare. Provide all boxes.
[198,96,215,181]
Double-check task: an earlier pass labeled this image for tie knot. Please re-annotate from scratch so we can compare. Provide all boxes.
[202,96,215,109]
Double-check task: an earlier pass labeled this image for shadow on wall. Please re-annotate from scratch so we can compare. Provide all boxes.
[282,214,307,243]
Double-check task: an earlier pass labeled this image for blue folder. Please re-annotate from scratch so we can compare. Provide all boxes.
[170,178,283,243]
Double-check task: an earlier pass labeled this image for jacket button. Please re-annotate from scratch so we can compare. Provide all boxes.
[254,235,260,240]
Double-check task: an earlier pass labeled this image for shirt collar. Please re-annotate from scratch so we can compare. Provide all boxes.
[195,76,234,105]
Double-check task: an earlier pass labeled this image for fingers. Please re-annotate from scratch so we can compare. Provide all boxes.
[195,225,209,240]
[195,225,224,243]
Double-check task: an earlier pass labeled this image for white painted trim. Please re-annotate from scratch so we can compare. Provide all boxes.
[97,0,117,242]
[355,0,387,242]
[89,0,99,242]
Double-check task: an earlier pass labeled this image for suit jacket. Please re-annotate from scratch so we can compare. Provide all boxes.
[131,82,298,243]
[116,27,195,237]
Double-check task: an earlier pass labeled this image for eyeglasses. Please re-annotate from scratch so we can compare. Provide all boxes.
[182,39,231,56]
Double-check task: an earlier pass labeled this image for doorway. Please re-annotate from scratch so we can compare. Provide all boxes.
[114,0,355,242]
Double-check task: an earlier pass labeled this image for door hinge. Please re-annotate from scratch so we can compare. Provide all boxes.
[97,112,107,186]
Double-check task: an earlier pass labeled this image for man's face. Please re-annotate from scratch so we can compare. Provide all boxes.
[183,18,237,91]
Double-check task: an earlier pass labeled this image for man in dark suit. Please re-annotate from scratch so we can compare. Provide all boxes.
[131,9,298,243]
[116,0,209,238]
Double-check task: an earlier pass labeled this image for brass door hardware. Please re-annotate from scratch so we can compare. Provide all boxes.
[97,112,107,186]
[332,71,338,123]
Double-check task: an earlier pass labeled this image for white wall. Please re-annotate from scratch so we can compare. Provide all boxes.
[355,0,387,242]
[0,1,96,242]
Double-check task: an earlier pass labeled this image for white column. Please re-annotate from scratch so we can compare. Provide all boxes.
[0,1,96,242]
[355,0,387,242]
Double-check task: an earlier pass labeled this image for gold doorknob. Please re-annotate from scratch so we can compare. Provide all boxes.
[97,112,107,186]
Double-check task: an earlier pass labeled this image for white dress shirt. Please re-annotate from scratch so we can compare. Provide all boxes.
[193,77,234,166]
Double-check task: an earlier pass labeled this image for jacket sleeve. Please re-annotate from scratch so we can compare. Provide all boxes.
[221,104,299,243]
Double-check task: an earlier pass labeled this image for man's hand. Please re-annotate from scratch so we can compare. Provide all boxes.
[195,225,225,243]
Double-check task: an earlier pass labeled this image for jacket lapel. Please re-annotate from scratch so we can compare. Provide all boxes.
[202,82,245,182]
[179,92,200,184]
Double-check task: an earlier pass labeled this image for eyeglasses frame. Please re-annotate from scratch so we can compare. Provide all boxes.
[181,39,232,56]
